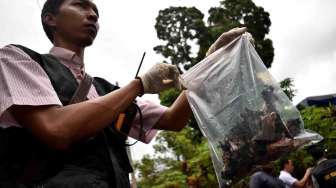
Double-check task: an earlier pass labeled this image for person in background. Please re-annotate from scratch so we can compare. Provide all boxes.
[249,164,285,188]
[309,145,336,188]
[278,157,312,188]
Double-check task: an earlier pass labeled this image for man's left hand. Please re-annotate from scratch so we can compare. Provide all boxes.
[206,27,254,56]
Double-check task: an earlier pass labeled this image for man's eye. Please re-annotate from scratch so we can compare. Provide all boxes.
[74,2,87,8]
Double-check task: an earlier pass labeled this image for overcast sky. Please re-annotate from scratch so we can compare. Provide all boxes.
[1,0,335,160]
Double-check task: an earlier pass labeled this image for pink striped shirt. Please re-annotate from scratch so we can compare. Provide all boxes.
[0,45,165,143]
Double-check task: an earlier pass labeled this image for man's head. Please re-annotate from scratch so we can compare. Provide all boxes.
[280,158,295,173]
[41,0,99,46]
[309,145,326,161]
[253,163,276,176]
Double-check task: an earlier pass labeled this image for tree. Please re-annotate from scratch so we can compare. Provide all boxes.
[135,128,217,188]
[154,0,274,70]
[280,77,297,101]
[154,7,208,71]
[208,0,273,67]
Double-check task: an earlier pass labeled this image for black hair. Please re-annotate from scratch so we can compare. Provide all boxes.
[252,163,276,176]
[309,145,325,161]
[41,0,65,43]
[41,0,99,43]
[279,157,290,169]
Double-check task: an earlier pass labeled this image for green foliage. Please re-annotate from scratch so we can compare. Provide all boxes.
[159,88,181,107]
[209,0,274,67]
[159,88,203,138]
[134,155,156,180]
[273,106,336,178]
[154,0,274,70]
[154,129,195,160]
[300,106,336,154]
[154,7,208,70]
[280,78,297,101]
[135,128,217,187]
[134,154,187,188]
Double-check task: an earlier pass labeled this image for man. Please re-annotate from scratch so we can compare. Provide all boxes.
[279,158,312,188]
[310,145,336,188]
[0,0,248,187]
[249,164,285,188]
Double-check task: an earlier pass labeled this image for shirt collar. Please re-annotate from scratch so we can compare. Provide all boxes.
[49,46,85,81]
[317,158,327,165]
[280,170,291,175]
[49,46,84,68]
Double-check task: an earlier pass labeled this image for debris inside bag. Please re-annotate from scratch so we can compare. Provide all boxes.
[219,86,310,184]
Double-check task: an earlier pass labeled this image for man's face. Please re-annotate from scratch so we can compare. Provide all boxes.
[54,0,99,46]
[285,160,295,173]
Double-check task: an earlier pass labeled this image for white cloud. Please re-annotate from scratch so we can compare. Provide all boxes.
[254,0,336,103]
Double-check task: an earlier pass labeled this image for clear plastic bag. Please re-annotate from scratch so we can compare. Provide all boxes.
[181,35,323,187]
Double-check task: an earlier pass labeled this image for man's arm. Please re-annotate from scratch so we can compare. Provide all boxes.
[11,79,143,150]
[153,91,192,131]
[293,168,312,188]
[1,45,181,150]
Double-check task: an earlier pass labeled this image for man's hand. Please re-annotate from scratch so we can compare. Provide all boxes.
[206,27,254,56]
[139,63,181,94]
[306,167,313,175]
[293,167,313,188]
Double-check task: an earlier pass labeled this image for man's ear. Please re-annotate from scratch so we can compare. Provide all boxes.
[43,13,57,27]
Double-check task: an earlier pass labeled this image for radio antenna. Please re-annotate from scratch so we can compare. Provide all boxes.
[135,52,146,78]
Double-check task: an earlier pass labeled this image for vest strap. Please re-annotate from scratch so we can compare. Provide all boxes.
[69,73,93,104]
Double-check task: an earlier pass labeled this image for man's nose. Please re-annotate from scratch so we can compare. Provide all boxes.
[87,9,98,22]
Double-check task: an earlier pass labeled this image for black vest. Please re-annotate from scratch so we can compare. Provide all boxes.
[312,159,336,188]
[0,45,137,188]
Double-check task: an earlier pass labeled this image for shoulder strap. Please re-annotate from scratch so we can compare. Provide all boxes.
[69,73,93,104]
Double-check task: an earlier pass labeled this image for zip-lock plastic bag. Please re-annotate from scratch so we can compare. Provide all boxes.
[181,35,323,187]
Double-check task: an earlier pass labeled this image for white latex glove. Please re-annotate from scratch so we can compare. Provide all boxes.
[139,63,181,94]
[206,27,255,56]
